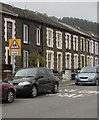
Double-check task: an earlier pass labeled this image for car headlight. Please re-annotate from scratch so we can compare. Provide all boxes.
[9,82,13,85]
[18,81,30,86]
[75,75,79,79]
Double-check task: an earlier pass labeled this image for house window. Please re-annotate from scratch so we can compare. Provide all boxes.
[66,33,71,49]
[95,42,98,55]
[47,28,53,47]
[90,56,93,66]
[5,47,10,64]
[48,53,52,69]
[81,39,83,51]
[90,41,93,53]
[46,50,54,69]
[56,32,62,49]
[88,41,90,53]
[36,28,40,45]
[67,55,70,69]
[57,52,62,72]
[86,39,90,53]
[7,21,12,41]
[48,30,52,45]
[74,54,78,69]
[65,53,71,69]
[4,18,15,41]
[23,25,28,43]
[87,56,90,66]
[73,35,78,51]
[80,37,85,51]
[58,34,60,47]
[23,50,28,68]
[5,47,15,67]
[80,55,85,68]
[95,57,98,65]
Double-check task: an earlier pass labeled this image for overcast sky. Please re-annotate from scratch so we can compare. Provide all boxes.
[1,0,98,22]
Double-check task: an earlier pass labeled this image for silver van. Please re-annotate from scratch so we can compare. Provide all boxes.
[75,66,99,85]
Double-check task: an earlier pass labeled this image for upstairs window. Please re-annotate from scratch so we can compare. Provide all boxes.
[88,41,90,53]
[4,18,15,41]
[48,30,52,45]
[66,33,71,49]
[95,42,98,55]
[73,35,78,51]
[57,33,61,47]
[80,37,85,51]
[48,30,53,46]
[47,28,53,47]
[36,28,41,45]
[7,21,12,41]
[23,24,29,43]
[90,41,94,53]
[86,39,90,53]
[56,32,62,49]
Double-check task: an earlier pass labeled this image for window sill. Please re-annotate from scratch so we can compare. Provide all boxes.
[23,42,30,45]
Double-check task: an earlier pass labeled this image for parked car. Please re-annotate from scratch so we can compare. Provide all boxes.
[0,80,16,103]
[11,67,59,97]
[71,68,81,80]
[75,66,99,85]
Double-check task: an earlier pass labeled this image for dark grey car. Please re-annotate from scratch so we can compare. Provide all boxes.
[11,67,59,97]
[75,66,99,85]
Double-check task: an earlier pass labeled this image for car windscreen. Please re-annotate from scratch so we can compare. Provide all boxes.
[80,66,97,73]
[15,68,37,77]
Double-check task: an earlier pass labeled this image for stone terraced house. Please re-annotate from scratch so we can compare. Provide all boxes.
[0,2,99,78]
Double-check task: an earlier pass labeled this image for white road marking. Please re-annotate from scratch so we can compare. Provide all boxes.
[46,88,99,98]
[72,94,84,98]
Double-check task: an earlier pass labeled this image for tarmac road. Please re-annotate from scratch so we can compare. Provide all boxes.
[2,81,98,119]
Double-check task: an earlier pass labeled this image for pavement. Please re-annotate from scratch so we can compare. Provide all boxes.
[59,79,75,86]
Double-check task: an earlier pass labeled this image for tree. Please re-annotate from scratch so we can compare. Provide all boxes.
[29,51,45,67]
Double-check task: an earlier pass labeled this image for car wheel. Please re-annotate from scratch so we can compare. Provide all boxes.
[31,85,38,98]
[52,83,59,94]
[6,90,14,103]
[96,80,99,86]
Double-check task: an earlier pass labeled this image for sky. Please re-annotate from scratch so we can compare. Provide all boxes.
[1,0,98,22]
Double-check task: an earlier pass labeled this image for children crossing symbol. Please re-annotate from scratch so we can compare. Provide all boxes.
[10,40,20,49]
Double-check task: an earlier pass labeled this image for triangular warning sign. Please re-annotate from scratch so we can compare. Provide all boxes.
[10,40,20,49]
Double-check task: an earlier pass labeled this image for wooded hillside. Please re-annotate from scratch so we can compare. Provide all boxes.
[61,17,97,36]
[49,15,97,36]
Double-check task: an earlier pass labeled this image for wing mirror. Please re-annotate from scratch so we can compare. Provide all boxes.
[38,75,44,79]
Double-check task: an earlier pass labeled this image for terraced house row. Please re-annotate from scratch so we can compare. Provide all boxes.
[0,2,99,74]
